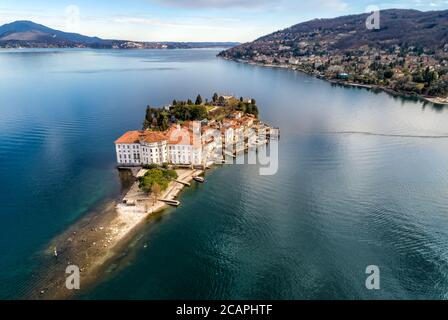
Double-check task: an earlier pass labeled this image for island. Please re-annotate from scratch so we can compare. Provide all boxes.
[114,93,277,217]
[31,94,277,300]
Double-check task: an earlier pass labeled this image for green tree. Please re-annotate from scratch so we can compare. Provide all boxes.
[139,169,178,193]
[195,94,203,105]
[143,105,155,129]
[212,92,219,103]
[145,105,152,122]
[423,67,438,85]
[246,104,259,116]
[413,70,424,83]
[157,112,170,131]
[236,102,246,112]
[218,96,225,105]
[173,105,190,120]
[384,69,394,79]
[190,105,207,120]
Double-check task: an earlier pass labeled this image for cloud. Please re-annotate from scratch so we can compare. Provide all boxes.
[417,0,448,7]
[263,0,348,16]
[112,15,238,29]
[317,0,349,11]
[151,0,276,9]
[286,0,348,12]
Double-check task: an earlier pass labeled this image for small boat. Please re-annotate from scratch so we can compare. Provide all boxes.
[193,176,205,183]
[53,247,58,257]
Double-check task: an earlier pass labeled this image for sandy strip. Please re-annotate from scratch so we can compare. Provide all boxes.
[28,169,200,300]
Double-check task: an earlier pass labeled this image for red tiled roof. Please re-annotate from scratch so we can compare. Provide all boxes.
[115,131,142,144]
[114,130,167,144]
[141,131,167,143]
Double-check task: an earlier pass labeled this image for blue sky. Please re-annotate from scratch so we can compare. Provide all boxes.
[1,0,448,42]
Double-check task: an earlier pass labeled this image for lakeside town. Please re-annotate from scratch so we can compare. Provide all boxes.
[222,46,448,105]
[219,9,448,105]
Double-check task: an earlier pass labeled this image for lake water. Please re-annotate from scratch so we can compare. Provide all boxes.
[1,49,448,299]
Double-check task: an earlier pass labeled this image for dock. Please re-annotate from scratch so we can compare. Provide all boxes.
[159,199,180,207]
[175,180,191,187]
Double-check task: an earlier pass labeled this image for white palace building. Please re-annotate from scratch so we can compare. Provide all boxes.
[115,114,261,167]
[115,122,202,166]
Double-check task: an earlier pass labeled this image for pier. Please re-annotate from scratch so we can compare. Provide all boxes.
[175,180,191,187]
[159,199,181,206]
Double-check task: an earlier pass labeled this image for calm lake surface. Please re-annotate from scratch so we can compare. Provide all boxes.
[1,49,448,299]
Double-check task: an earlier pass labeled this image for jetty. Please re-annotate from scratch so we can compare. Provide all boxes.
[176,180,191,187]
[159,199,180,207]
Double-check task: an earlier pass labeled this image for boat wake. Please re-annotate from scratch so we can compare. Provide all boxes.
[323,131,448,139]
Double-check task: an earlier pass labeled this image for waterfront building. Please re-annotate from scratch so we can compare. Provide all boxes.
[115,130,167,165]
[166,123,203,165]
[115,122,204,166]
[114,113,266,167]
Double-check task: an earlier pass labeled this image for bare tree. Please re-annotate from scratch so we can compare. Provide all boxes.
[151,183,161,205]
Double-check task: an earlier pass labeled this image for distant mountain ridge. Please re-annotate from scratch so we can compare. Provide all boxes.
[0,21,104,45]
[219,9,448,57]
[0,20,239,49]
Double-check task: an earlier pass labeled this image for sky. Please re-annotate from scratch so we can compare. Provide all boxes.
[0,0,448,42]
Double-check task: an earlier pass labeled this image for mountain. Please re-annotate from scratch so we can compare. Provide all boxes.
[219,9,448,102]
[0,21,239,49]
[0,20,105,46]
[219,9,448,59]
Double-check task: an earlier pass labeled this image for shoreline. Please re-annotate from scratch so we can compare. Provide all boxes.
[28,168,201,300]
[28,94,274,299]
[223,57,448,106]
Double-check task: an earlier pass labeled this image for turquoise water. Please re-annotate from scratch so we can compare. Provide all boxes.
[1,49,448,299]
